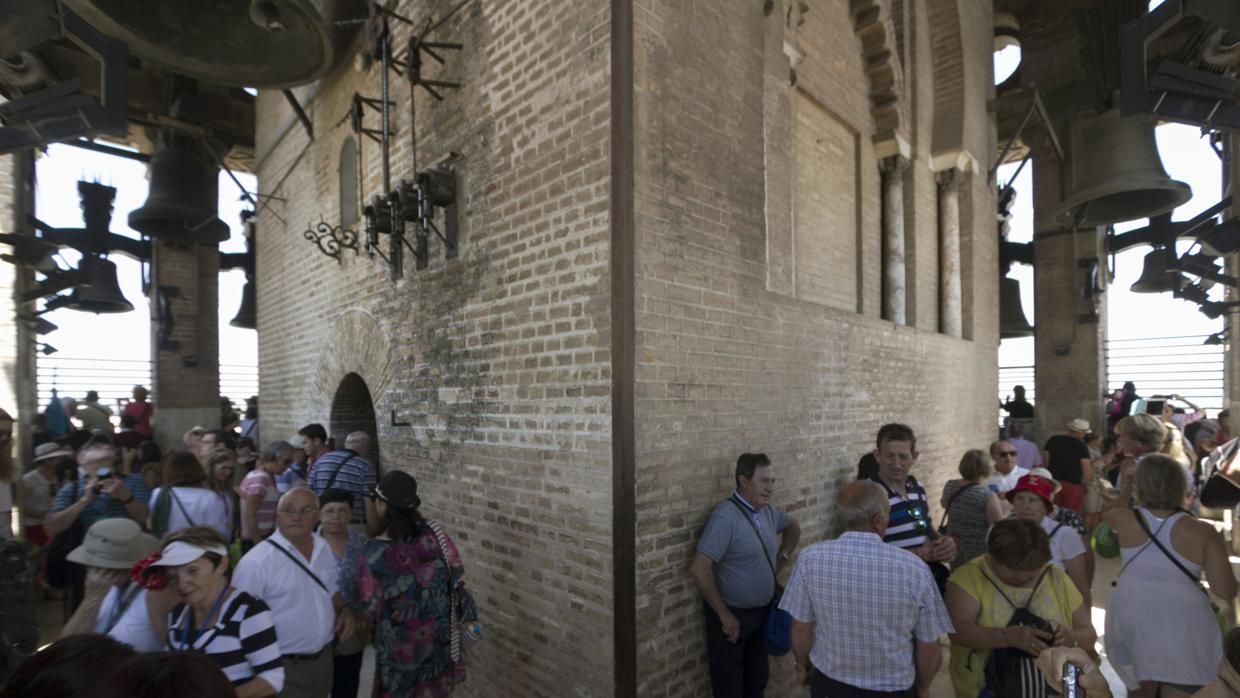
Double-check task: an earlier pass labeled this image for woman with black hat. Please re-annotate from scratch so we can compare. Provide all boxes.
[356,470,468,697]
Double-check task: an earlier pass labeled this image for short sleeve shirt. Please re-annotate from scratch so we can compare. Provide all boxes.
[1043,515,1086,569]
[239,470,279,538]
[1044,435,1090,484]
[696,493,791,609]
[50,473,151,527]
[306,450,377,524]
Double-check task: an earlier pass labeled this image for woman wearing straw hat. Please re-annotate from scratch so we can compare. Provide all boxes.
[60,518,162,651]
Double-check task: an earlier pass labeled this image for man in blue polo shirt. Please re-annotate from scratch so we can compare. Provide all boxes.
[691,453,802,697]
[868,423,956,593]
[307,431,378,534]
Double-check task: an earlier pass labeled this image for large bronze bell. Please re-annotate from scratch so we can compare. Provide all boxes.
[1130,247,1179,294]
[999,276,1034,338]
[230,280,256,329]
[57,256,133,314]
[128,142,229,245]
[63,0,364,88]
[1054,105,1191,227]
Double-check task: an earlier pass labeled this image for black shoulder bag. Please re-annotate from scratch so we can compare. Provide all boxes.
[981,566,1054,698]
[264,539,330,595]
[938,482,979,535]
[318,453,358,493]
[727,499,791,657]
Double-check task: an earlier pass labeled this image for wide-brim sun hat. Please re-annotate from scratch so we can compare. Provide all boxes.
[33,443,73,462]
[66,518,160,570]
[1068,418,1091,433]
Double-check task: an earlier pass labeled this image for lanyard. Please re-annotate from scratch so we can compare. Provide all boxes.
[104,583,141,634]
[180,587,230,650]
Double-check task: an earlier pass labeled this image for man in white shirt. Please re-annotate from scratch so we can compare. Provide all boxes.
[233,488,356,698]
[987,439,1028,516]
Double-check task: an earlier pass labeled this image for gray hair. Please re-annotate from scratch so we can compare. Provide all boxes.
[261,440,294,463]
[344,431,370,448]
[838,481,890,530]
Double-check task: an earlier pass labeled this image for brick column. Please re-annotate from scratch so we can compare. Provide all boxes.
[1032,150,1108,440]
[939,168,964,338]
[881,154,911,324]
[0,149,37,471]
[1226,134,1240,421]
[149,240,220,445]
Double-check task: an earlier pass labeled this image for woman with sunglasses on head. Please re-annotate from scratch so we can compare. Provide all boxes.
[144,525,283,698]
[355,471,466,697]
[1102,453,1236,698]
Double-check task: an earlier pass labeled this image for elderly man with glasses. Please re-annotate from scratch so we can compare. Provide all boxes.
[987,439,1028,496]
[233,487,357,698]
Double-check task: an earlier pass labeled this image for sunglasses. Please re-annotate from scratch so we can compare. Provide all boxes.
[996,451,1018,457]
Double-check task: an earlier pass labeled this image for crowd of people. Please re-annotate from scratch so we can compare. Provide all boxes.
[694,408,1240,698]
[0,387,476,698]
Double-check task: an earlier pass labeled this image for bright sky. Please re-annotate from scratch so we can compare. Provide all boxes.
[32,143,257,385]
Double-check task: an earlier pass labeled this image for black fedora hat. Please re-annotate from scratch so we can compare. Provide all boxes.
[372,470,421,510]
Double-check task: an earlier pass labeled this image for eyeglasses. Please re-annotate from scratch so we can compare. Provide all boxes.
[277,507,316,517]
[997,451,1018,457]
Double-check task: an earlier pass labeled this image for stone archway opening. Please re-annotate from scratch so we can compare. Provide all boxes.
[330,372,380,471]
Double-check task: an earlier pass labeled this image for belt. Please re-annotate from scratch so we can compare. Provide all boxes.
[284,644,331,661]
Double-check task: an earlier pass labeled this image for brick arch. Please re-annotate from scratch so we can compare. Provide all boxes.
[312,308,396,414]
[928,0,986,172]
[850,0,906,153]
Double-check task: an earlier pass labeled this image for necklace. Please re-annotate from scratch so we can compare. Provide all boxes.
[181,586,230,649]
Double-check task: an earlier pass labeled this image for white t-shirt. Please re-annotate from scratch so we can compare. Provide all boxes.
[988,466,1029,495]
[1042,515,1086,569]
[149,486,230,539]
[95,583,164,652]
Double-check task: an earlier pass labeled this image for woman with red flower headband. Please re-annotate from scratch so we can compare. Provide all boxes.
[147,526,284,697]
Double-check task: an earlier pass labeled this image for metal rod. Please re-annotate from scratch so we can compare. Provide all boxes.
[282,89,315,141]
[65,139,150,163]
[381,28,391,194]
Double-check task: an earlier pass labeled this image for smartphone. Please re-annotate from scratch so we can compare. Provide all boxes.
[1063,662,1079,698]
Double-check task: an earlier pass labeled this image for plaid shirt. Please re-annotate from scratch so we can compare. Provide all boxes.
[779,532,953,692]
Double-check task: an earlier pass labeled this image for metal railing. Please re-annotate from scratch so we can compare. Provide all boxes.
[37,356,258,411]
[998,334,1226,421]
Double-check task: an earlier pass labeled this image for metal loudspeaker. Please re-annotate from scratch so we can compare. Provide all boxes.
[62,0,364,88]
[53,256,133,314]
[128,141,229,245]
[230,280,256,329]
[1130,248,1179,294]
[1054,105,1191,227]
[999,276,1034,339]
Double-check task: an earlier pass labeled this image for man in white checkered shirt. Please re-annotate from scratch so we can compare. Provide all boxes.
[779,481,953,698]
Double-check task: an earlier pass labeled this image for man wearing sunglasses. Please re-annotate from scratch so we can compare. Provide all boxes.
[867,424,956,594]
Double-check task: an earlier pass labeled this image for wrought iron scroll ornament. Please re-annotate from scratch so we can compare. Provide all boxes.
[303,217,360,264]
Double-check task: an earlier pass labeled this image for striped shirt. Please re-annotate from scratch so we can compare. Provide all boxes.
[780,532,953,691]
[306,450,376,524]
[167,589,284,692]
[239,470,279,538]
[870,474,932,550]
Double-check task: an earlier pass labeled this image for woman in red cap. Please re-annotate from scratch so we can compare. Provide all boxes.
[1009,473,1091,606]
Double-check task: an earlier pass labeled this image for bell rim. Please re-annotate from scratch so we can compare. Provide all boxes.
[1053,179,1192,227]
[127,210,230,245]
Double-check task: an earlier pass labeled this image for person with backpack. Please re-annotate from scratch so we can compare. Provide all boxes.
[43,444,150,613]
[1103,453,1237,697]
[945,518,1095,698]
[147,451,229,540]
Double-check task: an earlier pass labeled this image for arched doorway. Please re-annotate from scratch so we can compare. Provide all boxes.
[330,372,379,471]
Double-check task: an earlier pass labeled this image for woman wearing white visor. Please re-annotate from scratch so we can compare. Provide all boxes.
[140,525,284,697]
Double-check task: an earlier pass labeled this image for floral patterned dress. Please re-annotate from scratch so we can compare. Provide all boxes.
[356,526,465,698]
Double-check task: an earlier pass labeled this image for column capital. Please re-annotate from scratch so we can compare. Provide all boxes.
[879,154,911,174]
[936,167,965,191]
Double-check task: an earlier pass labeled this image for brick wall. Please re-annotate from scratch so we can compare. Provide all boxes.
[631,0,996,694]
[253,0,616,694]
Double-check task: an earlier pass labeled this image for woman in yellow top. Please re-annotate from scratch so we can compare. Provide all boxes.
[945,518,1096,698]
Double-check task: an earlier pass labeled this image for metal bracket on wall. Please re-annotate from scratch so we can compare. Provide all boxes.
[156,285,180,351]
[303,217,359,264]
[389,410,410,427]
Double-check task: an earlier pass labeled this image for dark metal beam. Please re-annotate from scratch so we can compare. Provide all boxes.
[64,139,150,162]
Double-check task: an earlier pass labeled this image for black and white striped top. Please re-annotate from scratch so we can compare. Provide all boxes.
[166,589,284,692]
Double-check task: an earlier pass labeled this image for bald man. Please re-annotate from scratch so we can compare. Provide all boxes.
[232,488,356,698]
[779,482,953,697]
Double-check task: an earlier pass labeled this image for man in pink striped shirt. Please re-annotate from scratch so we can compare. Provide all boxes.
[240,441,294,551]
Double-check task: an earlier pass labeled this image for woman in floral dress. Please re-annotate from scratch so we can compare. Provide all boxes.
[356,470,465,697]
